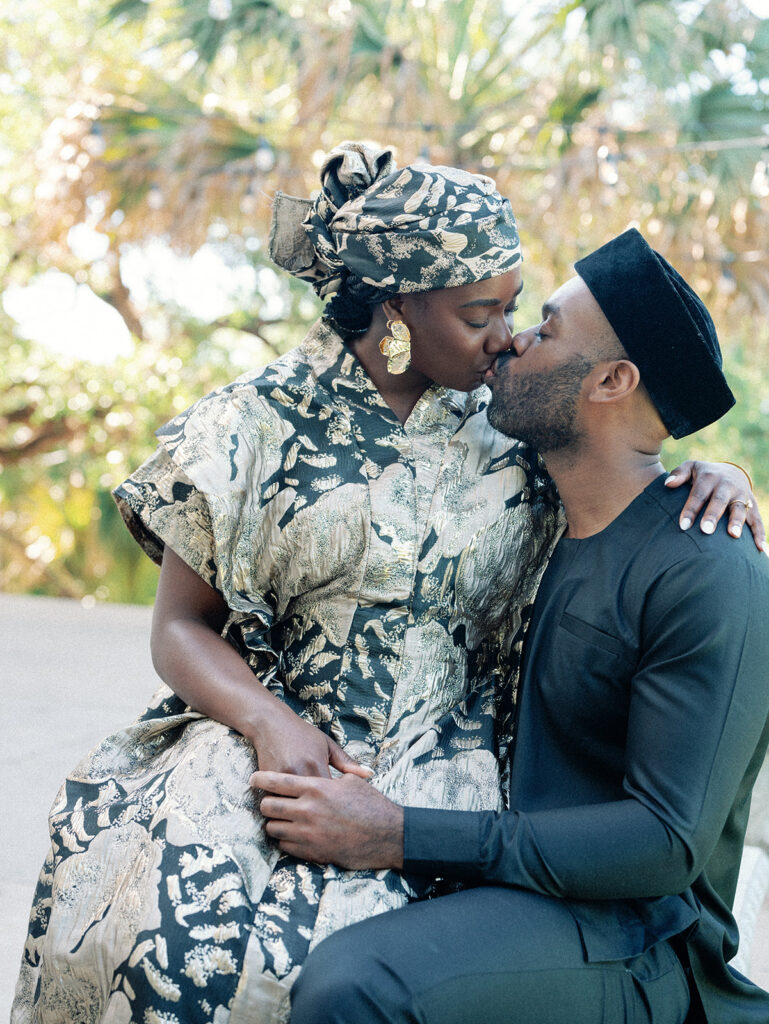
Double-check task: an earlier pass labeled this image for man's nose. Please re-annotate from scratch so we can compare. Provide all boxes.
[512,328,536,356]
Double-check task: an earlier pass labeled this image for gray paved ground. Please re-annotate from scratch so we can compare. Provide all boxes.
[2,593,768,1017]
[1,594,159,1017]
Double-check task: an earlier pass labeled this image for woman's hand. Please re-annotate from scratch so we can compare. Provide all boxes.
[666,460,765,551]
[252,703,373,779]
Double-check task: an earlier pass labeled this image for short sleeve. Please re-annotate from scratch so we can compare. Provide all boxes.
[113,379,291,616]
[113,445,216,582]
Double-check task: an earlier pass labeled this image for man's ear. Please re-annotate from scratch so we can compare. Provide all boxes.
[588,359,641,405]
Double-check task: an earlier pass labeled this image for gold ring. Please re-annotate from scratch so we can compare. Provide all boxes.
[730,498,754,510]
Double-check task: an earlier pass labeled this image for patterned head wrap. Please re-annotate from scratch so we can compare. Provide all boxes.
[268,142,521,305]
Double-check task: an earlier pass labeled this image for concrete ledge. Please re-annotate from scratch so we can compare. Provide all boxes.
[733,846,769,977]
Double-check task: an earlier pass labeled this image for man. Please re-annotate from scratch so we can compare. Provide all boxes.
[253,229,769,1023]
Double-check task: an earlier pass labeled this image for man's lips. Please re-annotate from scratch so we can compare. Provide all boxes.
[484,349,517,382]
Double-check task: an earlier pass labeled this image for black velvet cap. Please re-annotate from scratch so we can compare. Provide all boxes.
[574,228,735,438]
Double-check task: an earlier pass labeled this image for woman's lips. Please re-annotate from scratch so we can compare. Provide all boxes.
[491,350,518,378]
[483,349,518,383]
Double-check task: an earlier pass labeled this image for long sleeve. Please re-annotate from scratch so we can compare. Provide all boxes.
[404,550,769,901]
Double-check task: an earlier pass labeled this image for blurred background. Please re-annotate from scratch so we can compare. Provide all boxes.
[2,0,768,604]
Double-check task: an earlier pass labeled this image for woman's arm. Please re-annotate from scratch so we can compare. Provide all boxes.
[151,546,370,779]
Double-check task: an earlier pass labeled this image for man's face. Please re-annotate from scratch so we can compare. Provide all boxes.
[486,277,602,450]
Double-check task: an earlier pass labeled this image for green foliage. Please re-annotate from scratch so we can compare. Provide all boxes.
[0,241,319,601]
[3,0,769,603]
[663,324,769,502]
[107,0,290,62]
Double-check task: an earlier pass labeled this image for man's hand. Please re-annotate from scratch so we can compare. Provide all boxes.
[252,770,405,871]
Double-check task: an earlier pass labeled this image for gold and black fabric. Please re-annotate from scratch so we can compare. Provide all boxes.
[269,141,522,301]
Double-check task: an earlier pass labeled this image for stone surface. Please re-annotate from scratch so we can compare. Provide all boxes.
[1,592,768,1016]
[1,594,159,1016]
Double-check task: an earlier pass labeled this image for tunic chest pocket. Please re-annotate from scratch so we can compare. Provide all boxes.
[544,611,635,722]
[558,611,626,656]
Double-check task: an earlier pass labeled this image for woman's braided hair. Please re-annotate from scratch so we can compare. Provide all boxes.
[322,275,398,342]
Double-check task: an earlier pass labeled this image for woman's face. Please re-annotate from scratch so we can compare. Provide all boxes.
[395,268,523,392]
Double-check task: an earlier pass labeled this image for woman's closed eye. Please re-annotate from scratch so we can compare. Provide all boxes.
[468,304,518,330]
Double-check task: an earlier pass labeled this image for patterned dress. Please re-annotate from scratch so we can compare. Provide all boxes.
[13,320,561,1024]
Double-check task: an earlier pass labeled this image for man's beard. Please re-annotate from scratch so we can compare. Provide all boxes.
[487,355,594,451]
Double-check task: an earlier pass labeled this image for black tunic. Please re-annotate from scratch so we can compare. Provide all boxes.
[404,474,769,1023]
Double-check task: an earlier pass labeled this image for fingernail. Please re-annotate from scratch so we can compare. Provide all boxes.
[729,524,742,537]
[680,517,692,530]
[665,473,677,484]
[701,520,715,535]
[763,542,769,557]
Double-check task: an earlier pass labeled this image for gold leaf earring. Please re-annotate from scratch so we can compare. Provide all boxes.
[379,319,411,375]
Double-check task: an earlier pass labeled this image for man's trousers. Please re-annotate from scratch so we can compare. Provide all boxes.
[290,885,691,1024]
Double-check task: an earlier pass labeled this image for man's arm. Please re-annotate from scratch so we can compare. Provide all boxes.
[403,551,769,897]
[256,550,769,897]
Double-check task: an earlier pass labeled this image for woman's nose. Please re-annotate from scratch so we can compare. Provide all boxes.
[487,317,514,352]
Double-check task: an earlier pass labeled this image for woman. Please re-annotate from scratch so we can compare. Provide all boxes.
[12,143,760,1024]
